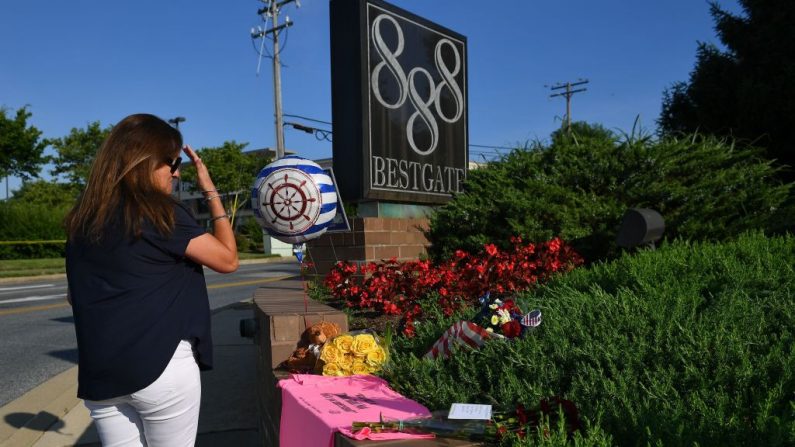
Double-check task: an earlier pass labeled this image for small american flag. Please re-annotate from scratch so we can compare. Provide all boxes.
[425,321,501,360]
[521,309,542,328]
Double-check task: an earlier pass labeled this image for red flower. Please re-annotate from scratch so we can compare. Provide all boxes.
[484,244,498,257]
[501,320,522,338]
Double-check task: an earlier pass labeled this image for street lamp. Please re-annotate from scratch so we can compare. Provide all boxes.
[168,116,186,129]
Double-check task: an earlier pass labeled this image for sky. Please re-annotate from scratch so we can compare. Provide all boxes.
[1,0,742,197]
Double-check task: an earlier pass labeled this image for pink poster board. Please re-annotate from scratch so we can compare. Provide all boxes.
[279,374,433,447]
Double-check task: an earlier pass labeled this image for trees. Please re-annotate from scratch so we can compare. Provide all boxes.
[0,106,47,180]
[48,121,111,187]
[10,180,79,207]
[659,0,795,176]
[179,141,271,226]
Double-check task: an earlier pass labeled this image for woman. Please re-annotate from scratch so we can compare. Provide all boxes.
[65,113,238,446]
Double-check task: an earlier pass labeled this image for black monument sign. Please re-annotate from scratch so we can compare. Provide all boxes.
[330,0,468,204]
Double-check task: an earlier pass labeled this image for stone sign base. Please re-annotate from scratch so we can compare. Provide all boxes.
[306,217,430,279]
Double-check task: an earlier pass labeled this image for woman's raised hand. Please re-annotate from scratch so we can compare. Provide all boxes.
[182,145,216,193]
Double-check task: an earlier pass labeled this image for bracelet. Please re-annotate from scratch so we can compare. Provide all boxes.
[204,194,221,202]
[201,189,217,194]
[209,214,229,223]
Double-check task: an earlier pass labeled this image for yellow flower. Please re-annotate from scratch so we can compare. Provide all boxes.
[352,334,379,355]
[486,327,494,333]
[365,346,386,367]
[333,334,355,353]
[337,353,355,372]
[320,344,341,364]
[490,315,500,326]
[322,362,343,376]
[352,360,370,375]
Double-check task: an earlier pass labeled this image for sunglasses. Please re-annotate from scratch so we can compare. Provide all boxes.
[165,156,182,174]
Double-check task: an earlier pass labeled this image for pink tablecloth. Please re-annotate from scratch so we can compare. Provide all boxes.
[278,374,433,447]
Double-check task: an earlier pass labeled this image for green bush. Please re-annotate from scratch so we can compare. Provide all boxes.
[236,216,265,253]
[427,123,793,262]
[0,241,65,260]
[0,202,69,259]
[384,232,795,446]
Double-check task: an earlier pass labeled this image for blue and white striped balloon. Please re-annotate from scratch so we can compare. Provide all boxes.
[251,156,337,244]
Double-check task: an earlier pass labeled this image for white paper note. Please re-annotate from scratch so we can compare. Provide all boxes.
[447,403,492,420]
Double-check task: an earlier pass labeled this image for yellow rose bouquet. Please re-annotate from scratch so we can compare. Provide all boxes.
[318,329,390,376]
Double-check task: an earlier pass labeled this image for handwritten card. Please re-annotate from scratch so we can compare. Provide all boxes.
[447,403,492,420]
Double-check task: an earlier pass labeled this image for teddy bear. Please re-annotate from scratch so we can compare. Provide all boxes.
[283,321,341,371]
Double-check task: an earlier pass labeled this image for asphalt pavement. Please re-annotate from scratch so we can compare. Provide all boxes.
[0,258,300,447]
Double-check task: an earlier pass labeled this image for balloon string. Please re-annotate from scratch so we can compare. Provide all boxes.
[329,233,339,265]
[302,269,309,329]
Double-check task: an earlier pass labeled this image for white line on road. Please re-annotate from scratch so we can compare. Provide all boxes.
[0,284,55,292]
[0,293,67,304]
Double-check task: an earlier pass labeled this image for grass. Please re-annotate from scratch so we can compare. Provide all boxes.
[0,252,282,278]
[0,258,66,278]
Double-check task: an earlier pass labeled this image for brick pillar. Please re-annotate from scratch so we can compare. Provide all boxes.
[253,279,349,447]
[305,217,430,279]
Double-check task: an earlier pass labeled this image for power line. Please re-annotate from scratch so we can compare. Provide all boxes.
[282,113,332,126]
[469,143,515,150]
[280,114,525,159]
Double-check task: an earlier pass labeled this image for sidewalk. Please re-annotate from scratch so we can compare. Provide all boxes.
[0,301,265,447]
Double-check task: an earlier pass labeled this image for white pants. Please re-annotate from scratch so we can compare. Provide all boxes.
[84,340,201,447]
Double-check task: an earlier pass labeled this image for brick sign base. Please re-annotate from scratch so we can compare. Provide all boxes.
[306,217,430,279]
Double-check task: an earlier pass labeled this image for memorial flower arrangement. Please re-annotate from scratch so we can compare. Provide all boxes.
[472,293,531,339]
[350,397,581,443]
[318,330,390,376]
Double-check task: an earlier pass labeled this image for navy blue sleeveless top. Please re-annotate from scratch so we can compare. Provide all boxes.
[66,202,212,400]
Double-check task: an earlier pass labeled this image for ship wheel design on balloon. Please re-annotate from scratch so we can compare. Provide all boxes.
[260,168,321,235]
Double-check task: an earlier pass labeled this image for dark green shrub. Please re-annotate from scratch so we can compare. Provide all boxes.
[384,232,795,446]
[236,216,265,253]
[427,123,792,262]
[0,202,69,259]
[0,241,66,260]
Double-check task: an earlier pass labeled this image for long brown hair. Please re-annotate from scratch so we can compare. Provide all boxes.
[65,113,183,242]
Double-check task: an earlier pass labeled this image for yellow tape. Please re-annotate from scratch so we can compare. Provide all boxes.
[0,240,66,245]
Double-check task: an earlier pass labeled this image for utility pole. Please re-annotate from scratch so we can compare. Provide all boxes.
[252,0,297,160]
[548,79,589,133]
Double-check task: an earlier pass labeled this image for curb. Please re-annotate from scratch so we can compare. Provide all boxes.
[0,367,80,447]
[0,257,291,285]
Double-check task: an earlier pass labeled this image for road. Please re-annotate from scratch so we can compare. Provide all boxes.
[0,260,300,408]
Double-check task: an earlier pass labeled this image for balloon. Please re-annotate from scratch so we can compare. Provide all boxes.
[251,156,337,244]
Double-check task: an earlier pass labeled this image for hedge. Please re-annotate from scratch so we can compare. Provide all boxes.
[0,202,70,259]
[426,124,794,263]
